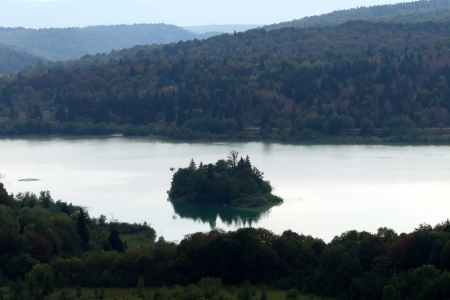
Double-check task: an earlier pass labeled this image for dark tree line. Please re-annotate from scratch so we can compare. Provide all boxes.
[2,183,450,298]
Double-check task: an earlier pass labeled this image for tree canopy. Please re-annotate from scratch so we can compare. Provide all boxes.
[1,184,450,299]
[3,20,450,143]
[168,152,282,208]
[265,0,450,30]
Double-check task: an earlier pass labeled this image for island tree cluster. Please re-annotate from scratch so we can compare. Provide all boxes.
[168,151,282,207]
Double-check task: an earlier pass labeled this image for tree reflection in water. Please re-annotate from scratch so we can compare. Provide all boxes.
[171,202,275,229]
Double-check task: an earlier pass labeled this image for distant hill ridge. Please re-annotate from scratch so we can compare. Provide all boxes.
[265,0,450,30]
[0,43,40,74]
[2,0,450,74]
[0,24,220,63]
[182,24,261,34]
[21,19,450,75]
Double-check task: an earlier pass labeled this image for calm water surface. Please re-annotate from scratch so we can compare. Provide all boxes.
[1,137,450,242]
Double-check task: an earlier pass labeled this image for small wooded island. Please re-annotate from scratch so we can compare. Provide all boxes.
[168,151,283,208]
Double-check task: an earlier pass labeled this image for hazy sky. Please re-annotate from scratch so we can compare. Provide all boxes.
[2,0,416,28]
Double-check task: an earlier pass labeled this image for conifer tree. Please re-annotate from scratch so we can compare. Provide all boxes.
[77,208,90,251]
[189,158,196,170]
[244,156,252,169]
[108,227,124,252]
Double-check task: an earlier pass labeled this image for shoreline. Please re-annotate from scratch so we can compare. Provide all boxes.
[1,132,450,147]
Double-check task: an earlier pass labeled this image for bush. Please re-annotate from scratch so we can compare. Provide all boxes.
[285,289,298,300]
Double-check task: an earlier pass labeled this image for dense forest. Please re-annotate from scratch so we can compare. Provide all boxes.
[2,20,450,142]
[168,152,282,208]
[0,43,41,74]
[265,0,450,30]
[2,0,450,73]
[2,183,450,299]
[0,24,219,64]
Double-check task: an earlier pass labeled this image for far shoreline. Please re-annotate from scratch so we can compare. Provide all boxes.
[1,132,450,147]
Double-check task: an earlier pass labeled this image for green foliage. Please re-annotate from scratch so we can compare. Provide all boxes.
[154,286,168,300]
[77,208,90,251]
[107,227,124,252]
[238,280,252,300]
[3,20,450,143]
[4,183,450,299]
[0,271,7,286]
[198,277,222,299]
[260,282,268,300]
[183,117,239,134]
[265,0,450,30]
[382,285,397,300]
[0,182,16,208]
[11,277,25,300]
[42,271,55,296]
[76,285,82,299]
[57,288,69,300]
[360,118,375,136]
[168,152,282,207]
[137,277,145,295]
[285,289,298,300]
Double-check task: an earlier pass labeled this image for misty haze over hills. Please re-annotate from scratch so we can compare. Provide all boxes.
[0,24,220,63]
[0,43,40,74]
[0,24,263,73]
[182,25,261,34]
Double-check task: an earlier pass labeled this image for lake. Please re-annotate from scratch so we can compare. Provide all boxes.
[1,136,450,242]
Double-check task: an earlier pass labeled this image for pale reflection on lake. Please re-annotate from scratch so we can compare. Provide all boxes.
[1,136,450,242]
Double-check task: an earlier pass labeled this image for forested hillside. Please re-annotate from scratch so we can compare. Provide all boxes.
[183,24,261,34]
[0,24,219,63]
[0,43,41,74]
[265,0,450,30]
[2,21,450,141]
[2,183,450,299]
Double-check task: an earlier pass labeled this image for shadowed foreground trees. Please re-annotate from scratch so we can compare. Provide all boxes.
[2,185,450,299]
